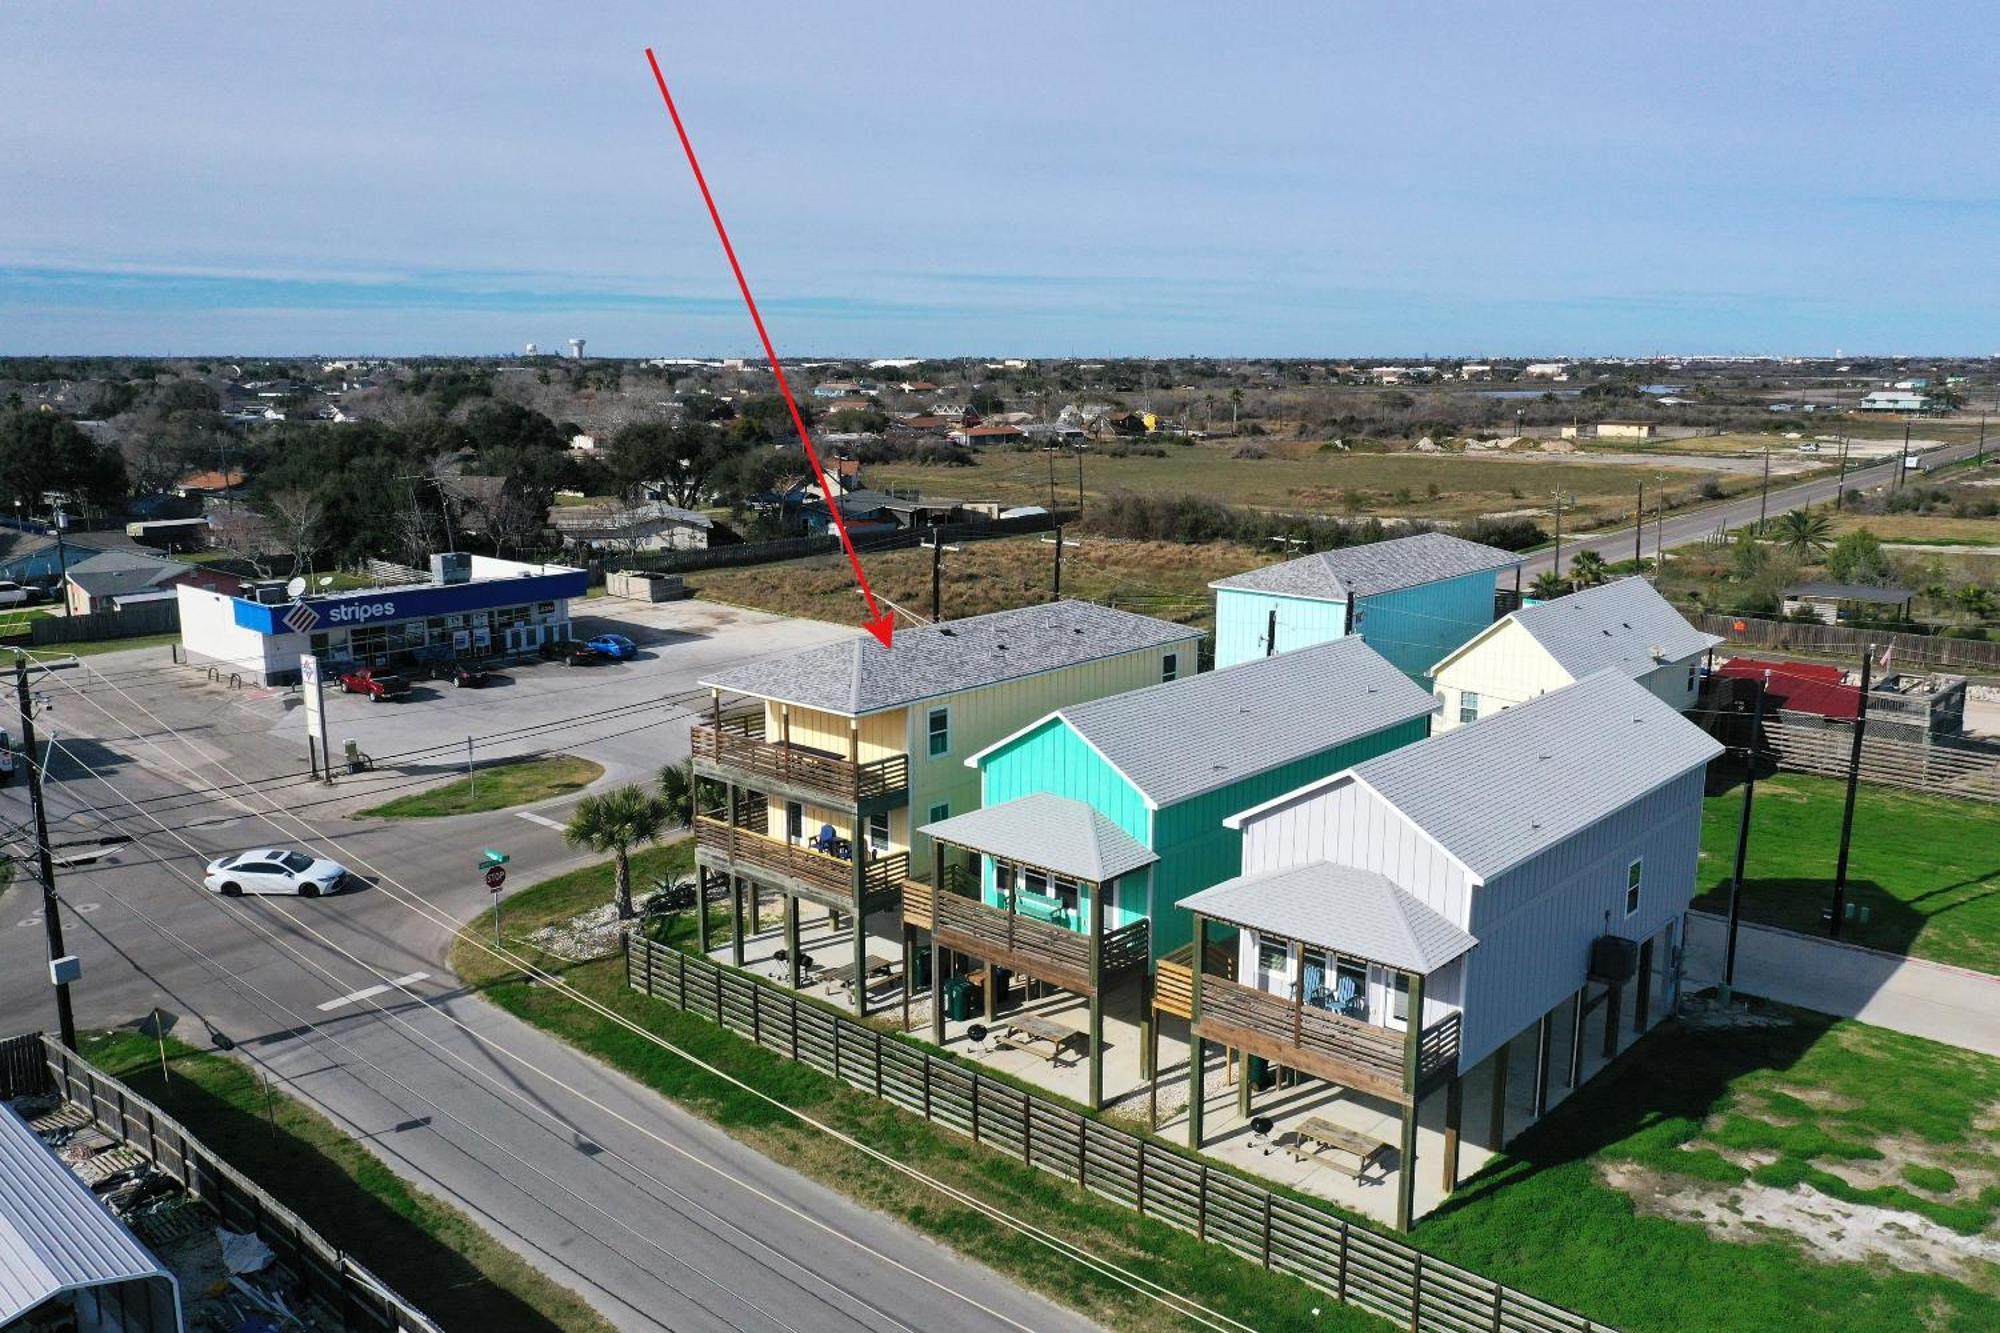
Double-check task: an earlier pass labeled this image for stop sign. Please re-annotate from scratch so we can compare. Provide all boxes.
[484,865,507,890]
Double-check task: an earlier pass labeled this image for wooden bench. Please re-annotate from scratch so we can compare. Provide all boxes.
[1288,1115,1393,1179]
[821,954,898,996]
[995,1013,1086,1064]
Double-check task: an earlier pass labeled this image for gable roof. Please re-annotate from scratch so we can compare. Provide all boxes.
[0,1103,178,1326]
[1231,670,1722,880]
[920,793,1158,883]
[64,548,190,599]
[1178,862,1477,973]
[1209,531,1522,603]
[975,637,1436,808]
[1435,577,1721,680]
[700,601,1199,716]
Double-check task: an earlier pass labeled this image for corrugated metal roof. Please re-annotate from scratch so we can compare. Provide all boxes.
[1047,638,1436,807]
[1178,861,1477,973]
[1209,532,1522,602]
[1452,577,1721,680]
[1341,670,1723,879]
[920,792,1158,883]
[700,601,1198,715]
[0,1102,177,1325]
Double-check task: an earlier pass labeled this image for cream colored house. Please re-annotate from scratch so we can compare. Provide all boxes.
[1429,577,1720,731]
[691,601,1201,1012]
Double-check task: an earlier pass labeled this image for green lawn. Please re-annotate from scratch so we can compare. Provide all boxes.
[359,754,603,818]
[1421,1005,2000,1332]
[450,846,1373,1333]
[80,1030,611,1332]
[1694,771,2000,973]
[14,631,184,657]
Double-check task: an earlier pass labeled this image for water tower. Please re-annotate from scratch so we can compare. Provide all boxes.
[568,338,586,360]
[524,342,539,356]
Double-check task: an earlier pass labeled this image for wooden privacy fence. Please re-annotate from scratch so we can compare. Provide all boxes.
[0,1033,442,1333]
[30,598,180,645]
[1757,718,2000,802]
[626,936,1612,1333]
[1697,612,2000,674]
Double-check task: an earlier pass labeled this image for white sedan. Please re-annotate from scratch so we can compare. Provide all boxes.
[204,849,351,897]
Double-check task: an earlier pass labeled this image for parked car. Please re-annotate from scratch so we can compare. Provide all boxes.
[539,638,607,667]
[0,726,13,784]
[338,667,411,701]
[203,848,351,897]
[584,633,637,661]
[429,659,492,688]
[0,580,33,608]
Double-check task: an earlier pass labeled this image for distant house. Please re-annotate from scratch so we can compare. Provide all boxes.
[825,397,879,416]
[899,414,952,433]
[812,380,864,399]
[1522,362,1570,380]
[948,424,1025,445]
[1209,532,1524,676]
[802,490,899,537]
[172,469,245,500]
[1858,390,1930,413]
[548,501,713,554]
[1428,578,1720,730]
[64,549,237,615]
[1781,581,1915,624]
[1595,421,1655,441]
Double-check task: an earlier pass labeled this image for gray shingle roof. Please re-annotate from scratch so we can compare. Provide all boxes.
[64,549,189,599]
[1209,532,1522,602]
[1333,670,1723,879]
[0,1103,178,1325]
[920,792,1158,883]
[701,601,1198,716]
[1178,862,1477,973]
[1041,637,1437,807]
[1448,577,1721,680]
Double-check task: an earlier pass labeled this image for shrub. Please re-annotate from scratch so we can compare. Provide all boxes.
[1231,445,1268,460]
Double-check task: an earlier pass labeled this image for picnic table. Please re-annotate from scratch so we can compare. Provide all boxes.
[1288,1115,1393,1179]
[821,954,899,996]
[996,1013,1087,1063]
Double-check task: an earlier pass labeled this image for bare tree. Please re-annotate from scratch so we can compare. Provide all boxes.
[261,486,327,577]
[206,510,279,579]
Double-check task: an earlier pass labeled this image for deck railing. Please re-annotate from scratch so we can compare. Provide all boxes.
[693,714,909,807]
[1152,941,1238,1020]
[693,814,907,904]
[930,891,1149,993]
[1194,976,1461,1100]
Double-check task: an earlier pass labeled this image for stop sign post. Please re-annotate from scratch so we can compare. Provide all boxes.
[481,850,510,945]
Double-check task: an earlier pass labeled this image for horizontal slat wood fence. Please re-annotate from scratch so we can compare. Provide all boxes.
[626,936,1613,1333]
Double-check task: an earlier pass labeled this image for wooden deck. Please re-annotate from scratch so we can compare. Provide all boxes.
[1152,941,1237,1020]
[693,815,908,912]
[692,711,910,810]
[1192,975,1462,1104]
[930,890,1149,995]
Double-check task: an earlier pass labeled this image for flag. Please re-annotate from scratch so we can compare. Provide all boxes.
[1878,644,1894,671]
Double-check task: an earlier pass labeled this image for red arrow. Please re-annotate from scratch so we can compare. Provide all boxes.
[644,49,895,650]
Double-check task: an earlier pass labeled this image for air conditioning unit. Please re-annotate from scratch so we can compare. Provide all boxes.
[1589,935,1639,984]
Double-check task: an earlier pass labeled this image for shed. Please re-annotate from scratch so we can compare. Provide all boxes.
[1781,582,1914,625]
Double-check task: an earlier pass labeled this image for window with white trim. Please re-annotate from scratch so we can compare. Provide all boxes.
[1458,690,1480,725]
[927,706,950,757]
[1161,652,1179,683]
[927,802,950,826]
[1625,858,1643,916]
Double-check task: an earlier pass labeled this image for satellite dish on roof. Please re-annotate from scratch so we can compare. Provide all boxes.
[285,576,307,599]
[316,575,334,589]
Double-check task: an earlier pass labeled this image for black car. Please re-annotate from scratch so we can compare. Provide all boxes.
[538,638,607,667]
[430,659,493,688]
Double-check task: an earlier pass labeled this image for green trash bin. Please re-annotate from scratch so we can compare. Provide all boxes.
[909,947,931,992]
[944,976,972,1021]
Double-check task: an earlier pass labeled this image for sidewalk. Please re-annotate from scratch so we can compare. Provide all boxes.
[1683,910,2000,1056]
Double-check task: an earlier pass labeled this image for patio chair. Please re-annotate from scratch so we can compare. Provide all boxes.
[810,824,840,855]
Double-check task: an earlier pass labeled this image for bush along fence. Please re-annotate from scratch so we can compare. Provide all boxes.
[625,935,1612,1333]
[0,1033,442,1333]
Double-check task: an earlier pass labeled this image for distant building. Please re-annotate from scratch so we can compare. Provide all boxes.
[548,501,713,554]
[1859,390,1930,413]
[1595,421,1656,441]
[65,548,238,615]
[1522,362,1570,380]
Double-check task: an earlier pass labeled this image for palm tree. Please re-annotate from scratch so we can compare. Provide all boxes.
[564,784,670,920]
[1772,507,1833,560]
[1568,550,1609,588]
[1530,570,1570,601]
[656,758,696,829]
[1954,584,1993,623]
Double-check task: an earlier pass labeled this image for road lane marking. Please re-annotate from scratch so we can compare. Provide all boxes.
[515,810,566,830]
[317,971,429,1012]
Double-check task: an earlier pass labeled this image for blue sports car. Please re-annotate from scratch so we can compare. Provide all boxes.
[585,633,638,660]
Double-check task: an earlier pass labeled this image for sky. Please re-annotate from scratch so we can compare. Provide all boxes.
[5,2,1997,358]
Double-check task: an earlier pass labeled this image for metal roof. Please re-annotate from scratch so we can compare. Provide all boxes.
[1209,532,1522,602]
[0,1102,179,1326]
[1234,671,1722,879]
[1027,637,1437,808]
[1439,577,1721,680]
[700,601,1199,716]
[1785,581,1914,606]
[1178,862,1477,973]
[64,549,190,599]
[920,793,1158,884]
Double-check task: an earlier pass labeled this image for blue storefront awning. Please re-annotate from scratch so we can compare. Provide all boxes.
[230,568,588,636]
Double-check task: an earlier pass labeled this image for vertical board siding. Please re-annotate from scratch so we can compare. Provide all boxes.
[1214,590,1348,668]
[1353,572,1503,681]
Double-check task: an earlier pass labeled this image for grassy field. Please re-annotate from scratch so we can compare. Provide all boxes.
[359,754,603,818]
[463,852,2000,1333]
[80,1030,612,1332]
[1829,512,2000,547]
[449,846,1371,1333]
[861,441,1719,523]
[692,534,1269,634]
[1693,771,2000,972]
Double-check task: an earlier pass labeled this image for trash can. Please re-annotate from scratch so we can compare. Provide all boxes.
[944,976,972,1021]
[1248,1054,1275,1090]
[909,947,931,992]
[990,966,1012,1012]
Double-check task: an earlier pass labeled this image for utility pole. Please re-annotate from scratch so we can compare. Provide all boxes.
[1834,432,1851,509]
[52,508,69,617]
[15,655,76,1050]
[1051,525,1063,601]
[1656,482,1667,571]
[930,530,943,623]
[1047,451,1057,509]
[1895,419,1911,490]
[1551,490,1565,582]
[1828,645,1874,939]
[466,735,476,803]
[1075,448,1085,513]
[1979,411,1988,469]
[1634,481,1644,568]
[1756,448,1771,534]
[1720,670,1770,1003]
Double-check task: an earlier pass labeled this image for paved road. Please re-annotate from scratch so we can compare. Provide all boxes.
[1521,438,1981,578]
[0,619,1096,1333]
[1682,911,2000,1057]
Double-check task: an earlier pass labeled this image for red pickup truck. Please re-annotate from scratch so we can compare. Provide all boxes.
[338,667,411,702]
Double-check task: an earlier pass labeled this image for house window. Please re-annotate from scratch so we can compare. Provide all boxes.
[1161,652,1179,683]
[1391,972,1411,1026]
[1257,940,1292,994]
[927,707,950,757]
[1626,859,1643,916]
[927,802,950,826]
[867,811,890,855]
[1458,690,1480,725]
[1686,663,1698,693]
[785,801,803,842]
[1052,878,1080,917]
